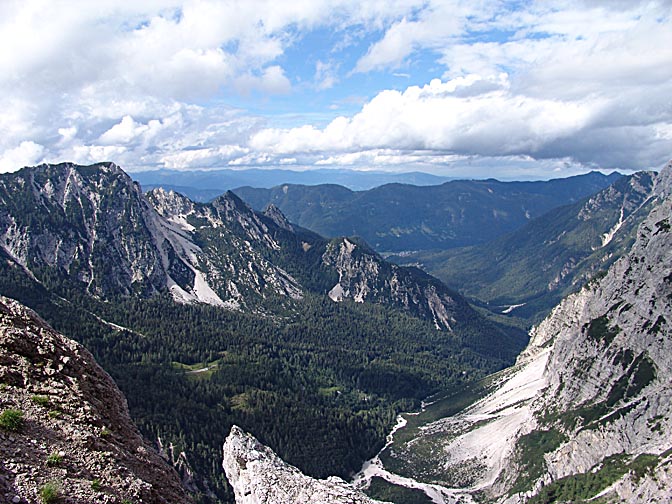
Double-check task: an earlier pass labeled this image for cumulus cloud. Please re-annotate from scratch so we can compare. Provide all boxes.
[251,75,597,156]
[0,0,669,176]
[0,141,45,173]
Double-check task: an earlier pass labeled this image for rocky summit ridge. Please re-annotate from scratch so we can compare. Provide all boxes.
[222,426,388,504]
[0,162,502,334]
[0,295,191,504]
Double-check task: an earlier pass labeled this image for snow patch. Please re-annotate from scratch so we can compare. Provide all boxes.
[502,303,526,314]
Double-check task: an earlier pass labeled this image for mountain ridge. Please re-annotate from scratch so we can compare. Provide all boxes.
[233,171,622,252]
[0,162,486,331]
[396,171,657,322]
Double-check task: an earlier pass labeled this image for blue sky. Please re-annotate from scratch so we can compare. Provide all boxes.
[0,0,671,179]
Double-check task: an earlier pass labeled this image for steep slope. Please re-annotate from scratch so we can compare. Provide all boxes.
[234,171,621,252]
[0,162,181,298]
[147,188,305,312]
[397,171,656,322]
[355,161,672,504]
[223,426,388,504]
[0,162,487,329]
[324,237,476,332]
[0,296,191,504]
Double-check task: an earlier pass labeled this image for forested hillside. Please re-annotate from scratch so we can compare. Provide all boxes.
[395,171,656,323]
[233,171,621,252]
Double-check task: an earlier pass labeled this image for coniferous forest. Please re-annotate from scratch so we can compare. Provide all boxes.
[0,254,524,502]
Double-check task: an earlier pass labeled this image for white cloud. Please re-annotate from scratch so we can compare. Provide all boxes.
[314,60,339,90]
[234,66,291,95]
[99,116,150,145]
[354,1,494,73]
[0,141,45,173]
[160,144,250,169]
[0,0,669,176]
[251,75,597,156]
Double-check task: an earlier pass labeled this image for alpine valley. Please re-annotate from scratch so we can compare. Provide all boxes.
[0,160,670,504]
[0,162,524,503]
[224,160,672,504]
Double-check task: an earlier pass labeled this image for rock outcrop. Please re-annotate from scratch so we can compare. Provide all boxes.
[323,237,467,331]
[0,296,191,504]
[222,426,388,504]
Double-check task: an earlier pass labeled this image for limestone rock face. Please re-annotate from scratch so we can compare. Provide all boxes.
[497,160,672,502]
[222,426,388,504]
[323,237,471,332]
[0,296,191,504]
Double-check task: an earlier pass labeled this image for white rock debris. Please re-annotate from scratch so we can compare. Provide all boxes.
[223,426,389,504]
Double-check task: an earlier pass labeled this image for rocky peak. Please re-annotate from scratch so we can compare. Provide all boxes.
[222,426,388,504]
[322,237,466,331]
[146,187,197,219]
[263,203,294,232]
[654,158,672,197]
[0,296,191,503]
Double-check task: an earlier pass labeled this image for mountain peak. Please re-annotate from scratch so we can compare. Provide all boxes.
[654,158,672,197]
[223,426,387,504]
[263,203,294,231]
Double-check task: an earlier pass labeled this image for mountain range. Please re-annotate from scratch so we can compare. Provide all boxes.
[394,171,657,323]
[233,171,621,252]
[133,168,452,199]
[0,162,525,503]
[220,161,672,504]
[0,159,668,504]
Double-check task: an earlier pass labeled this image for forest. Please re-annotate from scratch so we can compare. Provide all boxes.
[0,256,523,502]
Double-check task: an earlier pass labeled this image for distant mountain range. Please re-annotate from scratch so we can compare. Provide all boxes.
[132,168,452,198]
[394,171,657,322]
[234,171,622,252]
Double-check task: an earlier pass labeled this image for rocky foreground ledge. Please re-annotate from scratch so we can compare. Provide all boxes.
[0,296,191,504]
[223,425,387,504]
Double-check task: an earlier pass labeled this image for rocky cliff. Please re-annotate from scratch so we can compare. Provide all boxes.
[323,237,467,331]
[501,160,672,503]
[0,296,191,503]
[0,162,503,333]
[222,426,388,504]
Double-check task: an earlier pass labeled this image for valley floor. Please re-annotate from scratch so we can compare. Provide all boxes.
[353,346,551,504]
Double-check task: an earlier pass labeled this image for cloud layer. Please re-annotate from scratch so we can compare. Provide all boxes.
[0,0,670,178]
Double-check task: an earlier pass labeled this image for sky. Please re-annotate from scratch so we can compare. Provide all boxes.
[0,0,671,179]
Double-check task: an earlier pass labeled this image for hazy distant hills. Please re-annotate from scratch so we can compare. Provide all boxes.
[234,171,622,252]
[394,171,656,322]
[133,168,451,198]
